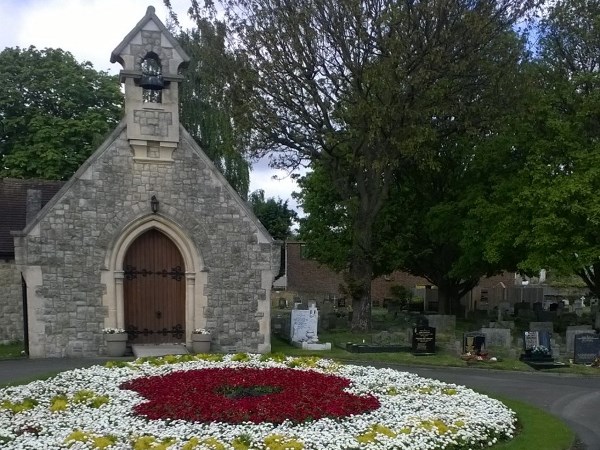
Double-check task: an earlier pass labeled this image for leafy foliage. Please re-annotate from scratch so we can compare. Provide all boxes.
[249,189,297,241]
[0,46,123,180]
[296,24,536,312]
[165,4,251,198]
[474,0,600,296]
[221,0,543,326]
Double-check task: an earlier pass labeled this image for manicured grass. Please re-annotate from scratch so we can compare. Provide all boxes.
[490,396,574,450]
[272,332,600,376]
[0,342,25,360]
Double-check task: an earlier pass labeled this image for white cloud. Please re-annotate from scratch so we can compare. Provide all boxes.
[0,0,302,211]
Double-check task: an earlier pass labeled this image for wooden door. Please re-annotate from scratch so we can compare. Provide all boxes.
[123,229,185,344]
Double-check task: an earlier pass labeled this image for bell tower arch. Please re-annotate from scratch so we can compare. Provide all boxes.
[110,6,190,163]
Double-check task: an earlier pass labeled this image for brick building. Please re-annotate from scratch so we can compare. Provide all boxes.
[282,241,516,310]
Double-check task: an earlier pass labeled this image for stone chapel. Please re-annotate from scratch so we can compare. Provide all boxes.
[8,6,278,358]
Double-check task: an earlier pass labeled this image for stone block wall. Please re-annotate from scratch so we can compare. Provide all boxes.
[15,124,276,357]
[0,259,23,343]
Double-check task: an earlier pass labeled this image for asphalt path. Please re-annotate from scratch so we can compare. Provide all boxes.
[1,358,599,449]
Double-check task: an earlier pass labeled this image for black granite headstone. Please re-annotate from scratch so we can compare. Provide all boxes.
[538,331,552,351]
[523,331,539,351]
[574,333,600,365]
[463,332,486,355]
[412,326,436,355]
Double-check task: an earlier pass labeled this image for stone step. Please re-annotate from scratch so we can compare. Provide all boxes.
[131,344,189,358]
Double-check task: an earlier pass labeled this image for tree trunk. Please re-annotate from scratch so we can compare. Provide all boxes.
[575,263,600,298]
[346,254,373,332]
[346,197,376,332]
[434,279,476,315]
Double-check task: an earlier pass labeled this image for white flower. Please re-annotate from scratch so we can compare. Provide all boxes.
[101,328,126,334]
[0,355,517,449]
[192,328,211,335]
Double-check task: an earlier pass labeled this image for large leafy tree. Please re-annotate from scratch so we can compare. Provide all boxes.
[476,0,600,297]
[0,46,123,180]
[224,0,542,327]
[298,34,534,315]
[164,3,251,198]
[249,189,297,241]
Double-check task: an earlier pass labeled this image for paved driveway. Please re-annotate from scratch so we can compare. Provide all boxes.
[1,358,599,449]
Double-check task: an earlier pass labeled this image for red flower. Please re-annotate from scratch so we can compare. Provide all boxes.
[121,367,380,424]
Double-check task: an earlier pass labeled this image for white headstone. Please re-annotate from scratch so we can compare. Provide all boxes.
[290,303,319,343]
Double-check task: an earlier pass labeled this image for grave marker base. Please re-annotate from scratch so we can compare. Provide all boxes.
[522,360,569,370]
[346,343,406,353]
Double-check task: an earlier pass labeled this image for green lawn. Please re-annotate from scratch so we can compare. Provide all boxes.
[0,341,25,360]
[491,397,574,450]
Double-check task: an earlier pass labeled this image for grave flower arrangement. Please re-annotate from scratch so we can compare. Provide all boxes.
[0,354,517,449]
[531,345,551,357]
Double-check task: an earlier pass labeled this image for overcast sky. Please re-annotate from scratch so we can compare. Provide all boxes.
[0,0,301,210]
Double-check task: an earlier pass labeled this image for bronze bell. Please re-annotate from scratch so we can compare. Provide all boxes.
[140,74,164,90]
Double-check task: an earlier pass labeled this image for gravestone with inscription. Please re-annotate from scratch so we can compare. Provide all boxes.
[574,333,600,365]
[523,330,539,351]
[412,326,436,355]
[566,325,593,356]
[521,330,553,361]
[290,303,319,343]
[463,332,486,354]
[290,303,331,350]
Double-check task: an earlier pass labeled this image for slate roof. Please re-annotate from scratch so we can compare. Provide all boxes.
[0,178,64,259]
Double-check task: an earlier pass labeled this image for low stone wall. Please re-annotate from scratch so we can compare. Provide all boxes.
[0,260,24,343]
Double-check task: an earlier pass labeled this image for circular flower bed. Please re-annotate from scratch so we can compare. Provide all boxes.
[0,354,516,449]
[122,367,380,423]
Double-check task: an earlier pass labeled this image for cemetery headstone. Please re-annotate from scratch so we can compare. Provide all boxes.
[480,328,511,348]
[521,330,553,361]
[574,333,600,365]
[538,330,552,350]
[566,325,593,356]
[463,332,486,355]
[290,303,319,343]
[523,330,540,352]
[412,326,436,355]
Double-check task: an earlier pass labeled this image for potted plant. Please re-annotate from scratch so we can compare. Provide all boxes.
[102,328,127,357]
[191,328,212,353]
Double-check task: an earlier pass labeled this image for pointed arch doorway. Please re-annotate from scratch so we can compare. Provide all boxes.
[123,229,185,344]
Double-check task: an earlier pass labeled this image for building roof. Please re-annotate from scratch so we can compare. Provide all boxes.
[0,178,63,258]
[110,5,190,68]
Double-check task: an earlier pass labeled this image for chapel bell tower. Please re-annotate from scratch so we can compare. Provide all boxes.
[110,6,190,162]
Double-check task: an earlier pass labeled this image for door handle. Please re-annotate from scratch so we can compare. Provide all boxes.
[156,311,162,319]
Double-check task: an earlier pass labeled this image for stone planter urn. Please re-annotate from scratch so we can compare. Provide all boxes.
[104,333,128,357]
[191,333,211,353]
